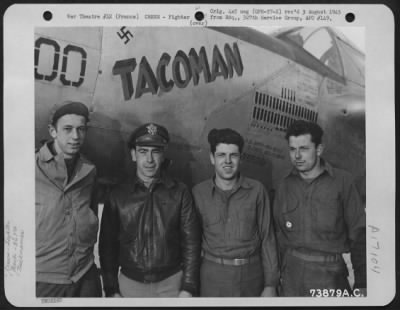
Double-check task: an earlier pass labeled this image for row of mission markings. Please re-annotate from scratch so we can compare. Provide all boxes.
[252,90,318,132]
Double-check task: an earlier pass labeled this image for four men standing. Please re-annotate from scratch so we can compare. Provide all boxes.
[36,102,365,298]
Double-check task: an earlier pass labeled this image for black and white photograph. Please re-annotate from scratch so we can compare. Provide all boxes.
[3,3,395,307]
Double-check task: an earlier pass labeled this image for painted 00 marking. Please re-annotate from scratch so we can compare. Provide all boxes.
[35,37,87,87]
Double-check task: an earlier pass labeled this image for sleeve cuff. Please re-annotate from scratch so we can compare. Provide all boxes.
[181,282,197,296]
[104,286,119,297]
[263,271,280,288]
[101,272,120,297]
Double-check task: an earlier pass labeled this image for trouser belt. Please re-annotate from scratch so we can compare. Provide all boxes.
[203,252,260,266]
[122,265,181,284]
[287,248,342,263]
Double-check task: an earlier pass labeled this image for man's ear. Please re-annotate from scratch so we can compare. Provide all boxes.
[316,143,324,157]
[48,124,57,139]
[130,149,137,162]
[209,152,215,165]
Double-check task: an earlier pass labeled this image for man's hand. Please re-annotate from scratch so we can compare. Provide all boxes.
[260,286,277,297]
[111,292,122,297]
[178,290,192,298]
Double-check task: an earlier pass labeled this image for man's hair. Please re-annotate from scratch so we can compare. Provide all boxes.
[207,128,244,154]
[285,120,323,146]
[50,101,89,127]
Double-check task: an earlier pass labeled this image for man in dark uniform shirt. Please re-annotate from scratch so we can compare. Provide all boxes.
[273,120,366,297]
[192,128,279,297]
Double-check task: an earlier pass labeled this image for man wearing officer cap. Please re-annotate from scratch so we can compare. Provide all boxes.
[36,101,102,297]
[99,123,201,297]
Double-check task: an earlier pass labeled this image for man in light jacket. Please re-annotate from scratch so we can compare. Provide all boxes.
[36,101,101,297]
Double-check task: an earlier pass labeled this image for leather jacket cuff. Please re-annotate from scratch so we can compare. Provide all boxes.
[102,273,120,297]
[104,286,120,297]
[181,282,197,296]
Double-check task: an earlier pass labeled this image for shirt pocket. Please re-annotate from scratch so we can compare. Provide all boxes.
[313,192,341,233]
[281,201,301,233]
[200,209,222,237]
[238,205,257,240]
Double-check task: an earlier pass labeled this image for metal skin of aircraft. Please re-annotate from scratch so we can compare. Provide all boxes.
[34,26,365,203]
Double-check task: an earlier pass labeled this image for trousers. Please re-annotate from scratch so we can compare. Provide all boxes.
[36,264,102,297]
[119,270,183,297]
[280,250,351,296]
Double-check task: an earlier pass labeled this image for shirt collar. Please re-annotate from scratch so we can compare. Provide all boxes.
[38,142,56,162]
[131,173,175,192]
[38,141,81,163]
[210,173,252,195]
[285,158,335,179]
[322,159,335,177]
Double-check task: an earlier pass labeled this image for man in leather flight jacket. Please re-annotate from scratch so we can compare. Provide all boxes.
[99,123,201,297]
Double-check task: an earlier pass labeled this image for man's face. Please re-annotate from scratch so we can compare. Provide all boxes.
[131,146,165,181]
[49,114,87,158]
[288,133,322,176]
[210,143,241,181]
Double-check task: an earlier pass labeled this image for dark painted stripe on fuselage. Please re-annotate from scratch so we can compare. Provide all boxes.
[209,27,345,84]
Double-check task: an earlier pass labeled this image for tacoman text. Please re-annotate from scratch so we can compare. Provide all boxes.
[113,43,244,101]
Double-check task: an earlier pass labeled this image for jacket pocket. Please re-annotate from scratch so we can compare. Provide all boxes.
[76,207,99,247]
[35,189,61,246]
[35,202,47,246]
[120,236,140,263]
[35,203,45,229]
